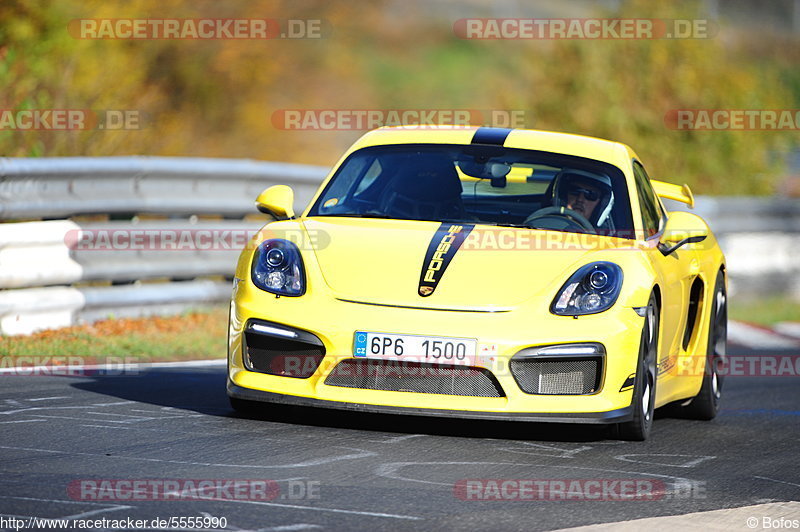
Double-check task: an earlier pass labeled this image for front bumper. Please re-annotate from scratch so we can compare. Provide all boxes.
[227,380,634,423]
[228,283,645,423]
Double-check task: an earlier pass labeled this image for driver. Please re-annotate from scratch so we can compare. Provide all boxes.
[553,169,615,229]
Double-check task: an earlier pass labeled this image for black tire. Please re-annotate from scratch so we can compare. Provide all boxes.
[681,270,726,420]
[614,292,659,441]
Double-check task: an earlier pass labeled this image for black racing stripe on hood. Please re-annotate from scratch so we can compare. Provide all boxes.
[418,222,474,297]
[471,127,513,145]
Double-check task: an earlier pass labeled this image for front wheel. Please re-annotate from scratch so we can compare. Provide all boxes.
[614,292,659,441]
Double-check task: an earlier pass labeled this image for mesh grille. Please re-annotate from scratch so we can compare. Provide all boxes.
[510,357,601,395]
[324,359,504,397]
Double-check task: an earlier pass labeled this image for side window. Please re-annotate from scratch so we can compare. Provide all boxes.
[632,161,662,238]
[353,159,382,197]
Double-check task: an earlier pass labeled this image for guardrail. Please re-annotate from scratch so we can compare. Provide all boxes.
[0,220,257,289]
[0,157,328,335]
[0,156,327,219]
[663,198,800,300]
[1,156,798,335]
[666,197,800,233]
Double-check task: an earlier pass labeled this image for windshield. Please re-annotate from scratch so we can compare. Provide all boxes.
[307,144,634,236]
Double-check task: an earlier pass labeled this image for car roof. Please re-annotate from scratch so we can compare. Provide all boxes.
[345,126,638,172]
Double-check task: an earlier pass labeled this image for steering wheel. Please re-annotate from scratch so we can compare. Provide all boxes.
[523,206,596,234]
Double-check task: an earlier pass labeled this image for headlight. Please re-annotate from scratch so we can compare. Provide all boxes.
[551,262,622,316]
[251,239,306,296]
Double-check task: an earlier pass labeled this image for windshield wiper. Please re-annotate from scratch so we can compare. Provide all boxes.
[327,212,394,219]
[491,222,530,228]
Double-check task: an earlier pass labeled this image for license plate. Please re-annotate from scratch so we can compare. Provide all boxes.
[353,331,477,366]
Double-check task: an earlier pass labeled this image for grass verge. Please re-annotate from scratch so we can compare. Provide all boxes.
[729,297,800,327]
[1,307,228,361]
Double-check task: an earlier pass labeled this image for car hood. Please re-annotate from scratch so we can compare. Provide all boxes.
[303,217,634,310]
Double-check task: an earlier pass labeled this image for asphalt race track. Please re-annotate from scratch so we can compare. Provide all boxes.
[1,344,799,532]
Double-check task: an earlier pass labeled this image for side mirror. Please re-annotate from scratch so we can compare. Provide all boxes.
[255,185,295,220]
[658,211,708,256]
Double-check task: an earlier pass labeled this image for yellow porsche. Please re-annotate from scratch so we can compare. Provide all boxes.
[227,126,727,440]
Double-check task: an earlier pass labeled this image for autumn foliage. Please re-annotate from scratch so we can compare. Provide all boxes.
[1,0,797,194]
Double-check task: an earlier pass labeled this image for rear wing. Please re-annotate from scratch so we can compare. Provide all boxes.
[651,180,695,209]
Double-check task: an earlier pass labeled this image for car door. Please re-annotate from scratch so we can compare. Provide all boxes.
[633,161,695,387]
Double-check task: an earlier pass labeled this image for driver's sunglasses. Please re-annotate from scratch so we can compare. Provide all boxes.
[566,185,600,201]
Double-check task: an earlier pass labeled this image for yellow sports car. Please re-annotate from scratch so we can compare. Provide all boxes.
[227,126,727,440]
